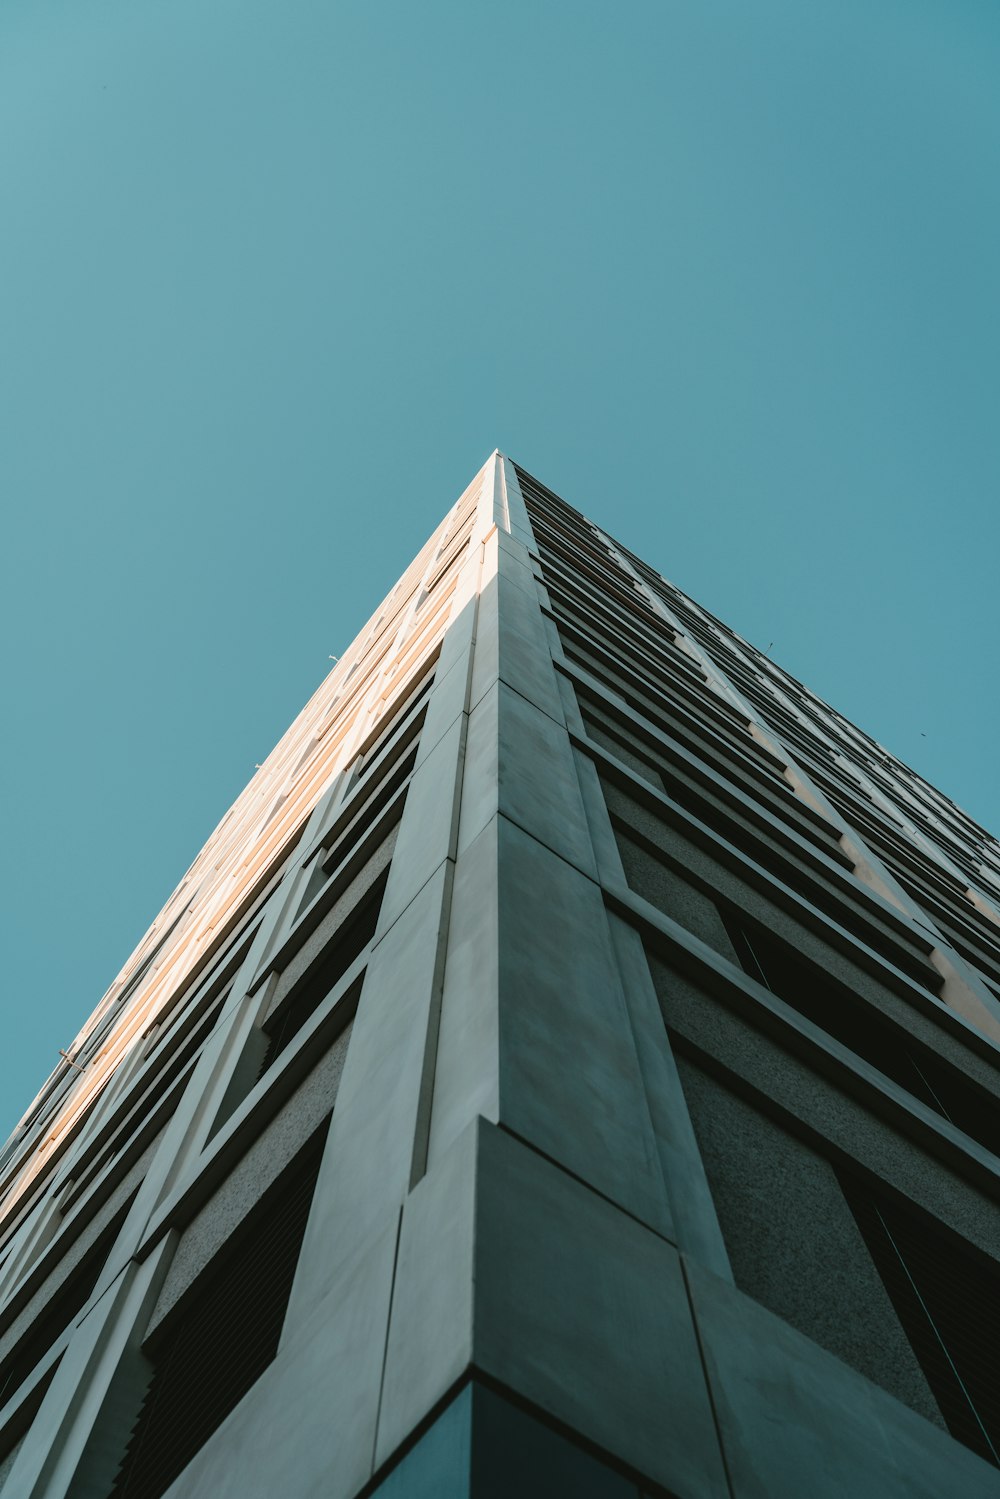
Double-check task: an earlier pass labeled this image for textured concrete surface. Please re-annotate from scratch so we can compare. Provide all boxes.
[497,818,670,1236]
[676,1055,943,1424]
[653,956,1000,1262]
[615,831,739,960]
[147,1026,351,1336]
[583,716,665,791]
[0,1439,22,1490]
[686,1256,1000,1499]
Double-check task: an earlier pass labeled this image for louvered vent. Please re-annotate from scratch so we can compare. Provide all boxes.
[841,1177,1000,1466]
[110,1122,328,1499]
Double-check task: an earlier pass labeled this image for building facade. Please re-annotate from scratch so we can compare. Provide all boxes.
[1,453,1000,1497]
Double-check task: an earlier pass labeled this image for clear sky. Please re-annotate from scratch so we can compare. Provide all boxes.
[1,0,998,1140]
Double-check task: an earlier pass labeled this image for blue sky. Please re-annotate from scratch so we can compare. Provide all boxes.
[1,0,998,1138]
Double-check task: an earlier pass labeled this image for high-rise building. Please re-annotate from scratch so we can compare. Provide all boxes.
[2,453,999,1499]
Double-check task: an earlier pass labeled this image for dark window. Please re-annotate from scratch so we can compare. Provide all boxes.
[0,1209,127,1408]
[840,1179,1000,1466]
[261,871,386,1072]
[110,1122,328,1499]
[0,1359,59,1479]
[722,914,1000,1160]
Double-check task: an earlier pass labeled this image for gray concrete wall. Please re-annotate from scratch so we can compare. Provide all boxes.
[675,1055,943,1424]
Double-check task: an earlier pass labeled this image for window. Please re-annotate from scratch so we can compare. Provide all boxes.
[110,1123,328,1499]
[0,1208,127,1409]
[262,872,386,1073]
[841,1178,1000,1466]
[721,914,1000,1159]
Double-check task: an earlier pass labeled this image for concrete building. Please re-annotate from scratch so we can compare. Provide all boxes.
[1,452,1000,1498]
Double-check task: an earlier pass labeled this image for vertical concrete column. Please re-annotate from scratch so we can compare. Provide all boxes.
[428,458,672,1235]
[282,462,493,1322]
[497,465,731,1276]
[377,458,729,1496]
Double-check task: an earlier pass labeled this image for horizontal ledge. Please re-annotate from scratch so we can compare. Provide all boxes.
[605,879,1000,1199]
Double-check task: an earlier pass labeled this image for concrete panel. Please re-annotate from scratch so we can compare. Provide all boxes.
[453,676,499,860]
[497,684,599,880]
[496,575,564,717]
[497,818,670,1235]
[459,682,598,880]
[469,567,566,726]
[286,864,449,1317]
[504,519,537,551]
[427,817,500,1170]
[163,1209,400,1499]
[685,1257,999,1499]
[378,1124,726,1498]
[473,1124,728,1499]
[376,714,463,938]
[466,564,499,714]
[499,456,534,540]
[494,522,538,572]
[572,746,630,886]
[376,1126,476,1466]
[676,1057,941,1423]
[555,660,588,734]
[415,597,477,772]
[429,593,478,707]
[606,914,729,1278]
[616,833,738,960]
[653,958,1000,1264]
